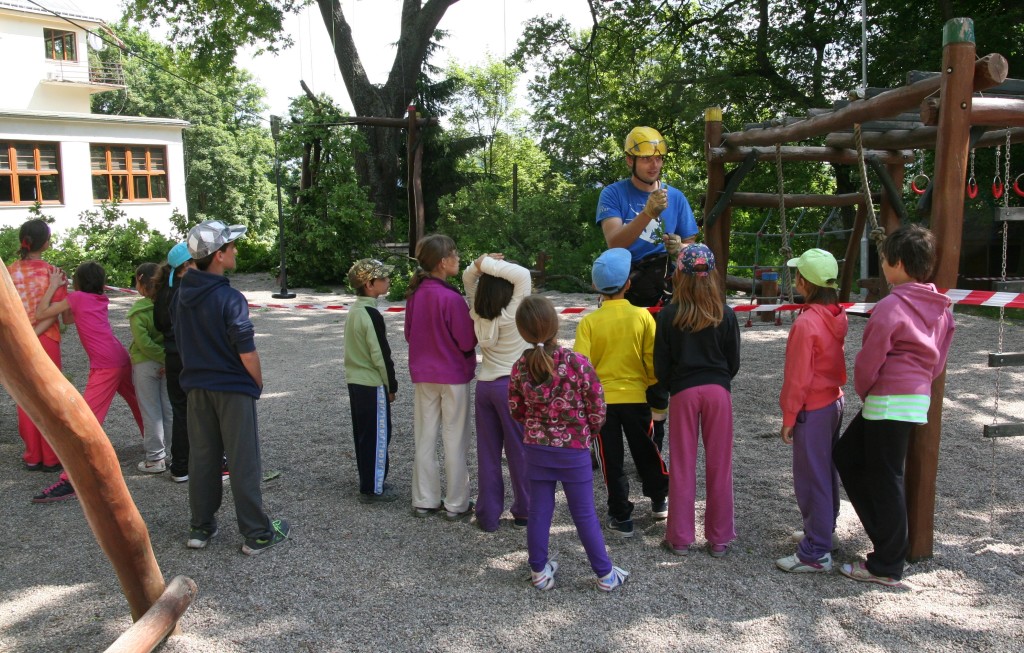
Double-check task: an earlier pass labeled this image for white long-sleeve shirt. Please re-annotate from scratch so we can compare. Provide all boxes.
[463,258,532,382]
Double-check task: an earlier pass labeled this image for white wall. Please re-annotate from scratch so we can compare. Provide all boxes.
[0,113,189,236]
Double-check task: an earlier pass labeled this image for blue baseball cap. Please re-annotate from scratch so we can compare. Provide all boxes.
[167,241,190,287]
[592,248,632,294]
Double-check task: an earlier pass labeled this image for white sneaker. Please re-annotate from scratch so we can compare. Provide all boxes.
[137,458,166,473]
[531,560,558,591]
[776,552,833,573]
[791,530,840,552]
[597,566,630,592]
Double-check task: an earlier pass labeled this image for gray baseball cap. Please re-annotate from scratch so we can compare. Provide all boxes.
[187,220,247,259]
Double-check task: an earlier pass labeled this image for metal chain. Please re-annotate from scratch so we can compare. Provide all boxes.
[775,143,794,302]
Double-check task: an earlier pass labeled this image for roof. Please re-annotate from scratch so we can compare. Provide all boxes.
[0,0,105,24]
[0,108,189,129]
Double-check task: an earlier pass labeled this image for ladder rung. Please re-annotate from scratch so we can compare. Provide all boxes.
[988,352,1024,367]
[995,207,1024,221]
[984,423,1024,438]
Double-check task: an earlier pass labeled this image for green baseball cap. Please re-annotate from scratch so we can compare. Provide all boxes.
[787,248,839,289]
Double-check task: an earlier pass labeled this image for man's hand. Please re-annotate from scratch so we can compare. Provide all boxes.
[643,186,668,218]
[664,234,683,256]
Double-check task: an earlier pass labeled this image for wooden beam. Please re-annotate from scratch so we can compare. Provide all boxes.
[729,192,873,208]
[921,96,1024,127]
[909,70,1024,96]
[705,148,759,230]
[840,203,868,302]
[708,146,911,165]
[105,576,198,653]
[703,107,731,295]
[865,155,909,222]
[983,423,1024,438]
[722,54,1007,147]
[908,16,977,564]
[825,126,1024,150]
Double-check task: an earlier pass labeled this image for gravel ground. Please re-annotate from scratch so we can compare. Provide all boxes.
[2,272,1023,652]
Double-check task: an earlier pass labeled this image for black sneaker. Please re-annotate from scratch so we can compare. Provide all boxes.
[31,478,76,503]
[606,516,635,538]
[187,526,218,549]
[651,499,668,521]
[242,519,291,555]
[23,462,43,472]
[512,517,529,529]
[359,487,399,504]
[42,463,63,473]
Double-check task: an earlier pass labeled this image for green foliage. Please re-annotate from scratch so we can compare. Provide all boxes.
[276,96,381,286]
[28,203,176,288]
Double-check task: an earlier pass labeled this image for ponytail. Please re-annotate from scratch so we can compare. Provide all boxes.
[17,219,50,260]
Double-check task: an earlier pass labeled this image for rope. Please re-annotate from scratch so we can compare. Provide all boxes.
[854,123,885,246]
[775,143,794,303]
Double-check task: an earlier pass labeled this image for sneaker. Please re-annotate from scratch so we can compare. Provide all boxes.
[661,540,689,557]
[137,458,166,473]
[651,499,668,521]
[597,566,630,592]
[791,529,840,552]
[31,478,76,503]
[838,561,904,588]
[512,517,529,529]
[23,462,43,472]
[42,463,63,473]
[413,506,441,518]
[359,487,399,504]
[606,516,635,539]
[171,473,189,483]
[241,519,291,555]
[709,543,729,558]
[776,552,833,573]
[186,526,218,549]
[531,560,558,591]
[444,500,475,521]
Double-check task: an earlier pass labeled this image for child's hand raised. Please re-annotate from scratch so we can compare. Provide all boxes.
[47,269,67,290]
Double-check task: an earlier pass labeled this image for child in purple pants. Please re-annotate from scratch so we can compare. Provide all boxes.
[776,249,848,573]
[508,295,628,592]
[463,254,532,531]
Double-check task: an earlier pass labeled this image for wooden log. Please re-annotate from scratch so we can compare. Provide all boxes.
[0,266,165,621]
[105,576,198,653]
[708,146,912,165]
[722,54,1007,147]
[908,16,977,564]
[312,115,438,128]
[840,203,868,302]
[729,192,874,208]
[921,96,1024,127]
[825,126,1024,150]
[705,148,759,230]
[406,105,425,258]
[908,70,1024,96]
[704,108,731,295]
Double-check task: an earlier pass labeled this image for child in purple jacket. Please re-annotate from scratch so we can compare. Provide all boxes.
[404,234,478,520]
[834,224,954,587]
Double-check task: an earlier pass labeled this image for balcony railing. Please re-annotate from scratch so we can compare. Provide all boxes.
[43,60,125,87]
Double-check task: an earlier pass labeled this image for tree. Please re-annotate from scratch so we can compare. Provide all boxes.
[127,0,461,229]
[447,56,524,174]
[92,22,277,240]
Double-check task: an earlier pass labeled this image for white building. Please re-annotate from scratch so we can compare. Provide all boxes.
[0,0,188,236]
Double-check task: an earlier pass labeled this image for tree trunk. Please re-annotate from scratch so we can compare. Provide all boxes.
[317,0,459,232]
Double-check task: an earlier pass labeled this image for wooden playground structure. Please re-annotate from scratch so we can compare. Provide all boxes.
[0,15,1022,651]
[702,17,1024,561]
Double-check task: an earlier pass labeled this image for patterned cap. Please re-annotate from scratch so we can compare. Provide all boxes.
[187,220,247,259]
[676,243,716,277]
[348,258,394,290]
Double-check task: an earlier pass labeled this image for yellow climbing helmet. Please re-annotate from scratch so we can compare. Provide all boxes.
[624,126,667,157]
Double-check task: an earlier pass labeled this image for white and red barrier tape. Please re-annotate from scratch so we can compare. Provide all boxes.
[104,285,1024,315]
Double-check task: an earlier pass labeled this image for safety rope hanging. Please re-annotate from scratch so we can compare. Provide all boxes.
[854,123,885,247]
[775,143,795,303]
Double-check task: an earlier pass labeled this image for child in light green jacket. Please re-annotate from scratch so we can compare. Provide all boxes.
[129,262,172,473]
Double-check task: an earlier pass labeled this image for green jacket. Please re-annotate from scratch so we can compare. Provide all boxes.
[344,296,397,392]
[128,297,165,365]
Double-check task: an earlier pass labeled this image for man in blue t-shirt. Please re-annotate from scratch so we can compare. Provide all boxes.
[596,126,698,307]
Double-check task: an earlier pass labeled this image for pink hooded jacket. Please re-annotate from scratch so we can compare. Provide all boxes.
[854,282,955,400]
[780,303,849,427]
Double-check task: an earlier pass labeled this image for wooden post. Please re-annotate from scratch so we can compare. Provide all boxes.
[0,266,165,621]
[406,104,425,258]
[840,203,868,302]
[704,107,731,294]
[105,576,198,653]
[881,161,905,233]
[907,17,975,562]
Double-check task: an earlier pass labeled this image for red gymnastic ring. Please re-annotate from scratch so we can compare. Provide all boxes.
[967,177,979,199]
[911,174,929,195]
[1014,174,1024,198]
[993,176,1004,199]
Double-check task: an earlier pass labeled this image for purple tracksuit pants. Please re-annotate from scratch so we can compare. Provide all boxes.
[792,397,844,561]
[525,445,612,577]
[474,377,529,531]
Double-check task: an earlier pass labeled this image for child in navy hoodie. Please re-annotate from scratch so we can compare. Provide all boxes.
[834,224,954,587]
[174,220,290,556]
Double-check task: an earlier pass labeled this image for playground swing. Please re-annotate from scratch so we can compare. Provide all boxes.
[911,149,930,195]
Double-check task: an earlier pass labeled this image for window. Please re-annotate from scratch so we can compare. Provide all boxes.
[44,28,77,61]
[91,145,168,202]
[0,142,63,205]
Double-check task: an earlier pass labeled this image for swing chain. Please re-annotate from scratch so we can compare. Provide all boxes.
[775,143,795,303]
[1004,130,1011,210]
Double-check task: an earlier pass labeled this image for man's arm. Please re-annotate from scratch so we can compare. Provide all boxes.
[239,350,263,390]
